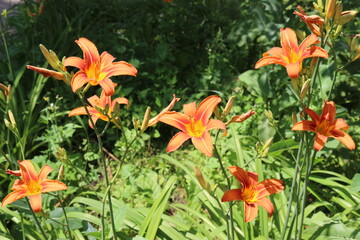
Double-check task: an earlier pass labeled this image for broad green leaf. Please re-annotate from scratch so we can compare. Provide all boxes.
[349,174,360,193]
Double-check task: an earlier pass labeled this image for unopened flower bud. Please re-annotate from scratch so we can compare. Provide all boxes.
[317,0,324,11]
[4,118,13,130]
[194,166,208,191]
[325,0,336,20]
[292,113,298,124]
[338,10,357,25]
[264,110,273,122]
[295,30,306,42]
[39,44,58,70]
[223,96,236,117]
[300,79,311,102]
[55,147,71,165]
[214,106,221,120]
[313,3,322,13]
[262,137,274,151]
[333,25,342,37]
[132,118,140,130]
[57,165,64,181]
[334,2,343,22]
[8,110,16,126]
[261,147,270,157]
[140,107,152,132]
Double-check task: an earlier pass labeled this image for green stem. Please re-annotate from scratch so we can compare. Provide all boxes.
[25,197,48,240]
[57,194,73,240]
[21,213,25,240]
[297,149,316,239]
[214,145,234,240]
[77,92,117,240]
[280,135,304,240]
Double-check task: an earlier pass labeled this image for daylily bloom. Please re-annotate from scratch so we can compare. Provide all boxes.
[255,28,328,79]
[68,88,129,128]
[158,95,226,157]
[221,166,284,222]
[64,37,137,96]
[2,160,67,212]
[292,100,355,151]
[294,6,324,37]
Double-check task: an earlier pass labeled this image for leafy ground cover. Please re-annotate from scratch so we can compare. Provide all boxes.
[0,0,359,239]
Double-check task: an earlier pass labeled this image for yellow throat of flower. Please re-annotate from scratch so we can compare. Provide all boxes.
[185,119,205,138]
[86,62,107,84]
[284,49,301,64]
[27,180,42,195]
[315,120,333,136]
[241,186,258,203]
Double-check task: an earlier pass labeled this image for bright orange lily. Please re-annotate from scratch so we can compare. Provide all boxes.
[64,37,137,96]
[2,160,67,212]
[294,6,325,37]
[158,95,226,157]
[292,100,355,151]
[68,88,129,128]
[222,166,284,222]
[255,28,328,79]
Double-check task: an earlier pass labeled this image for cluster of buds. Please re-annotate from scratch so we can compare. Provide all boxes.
[27,44,71,85]
[255,137,274,157]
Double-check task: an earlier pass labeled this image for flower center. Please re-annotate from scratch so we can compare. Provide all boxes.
[86,62,107,84]
[241,186,257,203]
[185,119,205,138]
[315,120,333,136]
[284,49,301,64]
[27,180,42,195]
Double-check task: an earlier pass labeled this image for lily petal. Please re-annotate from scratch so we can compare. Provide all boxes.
[38,165,53,182]
[314,133,328,151]
[266,47,285,58]
[255,56,286,69]
[195,95,221,125]
[292,120,316,132]
[321,100,336,122]
[68,107,92,117]
[280,28,299,54]
[244,202,258,222]
[206,119,226,131]
[192,130,213,157]
[112,97,129,107]
[285,62,300,79]
[228,166,252,188]
[221,189,243,202]
[29,194,42,212]
[299,34,319,52]
[103,61,138,78]
[2,189,27,207]
[148,94,180,127]
[166,132,191,153]
[304,46,328,59]
[100,51,116,66]
[76,37,100,64]
[330,129,355,150]
[334,119,349,130]
[183,102,197,118]
[41,180,68,193]
[255,179,284,199]
[71,72,89,93]
[98,78,115,96]
[305,108,320,122]
[63,56,86,69]
[256,197,274,217]
[158,112,191,132]
[19,160,38,183]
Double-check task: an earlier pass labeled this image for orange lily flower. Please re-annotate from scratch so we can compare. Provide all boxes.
[294,6,325,37]
[2,160,67,212]
[292,100,355,151]
[68,89,129,128]
[64,37,137,96]
[222,166,284,222]
[158,95,226,157]
[255,28,328,79]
